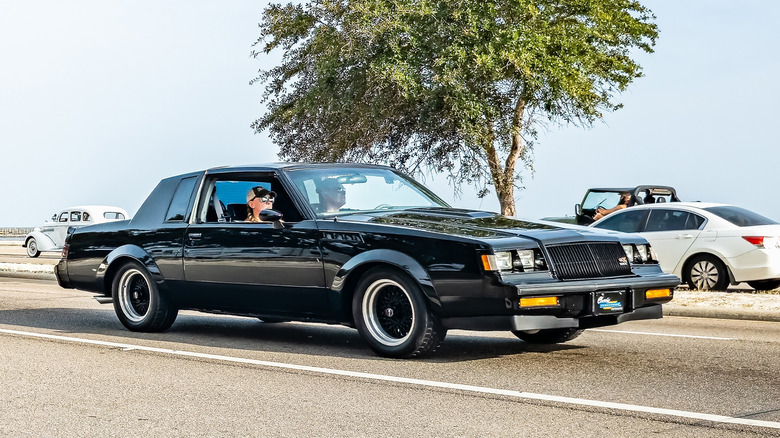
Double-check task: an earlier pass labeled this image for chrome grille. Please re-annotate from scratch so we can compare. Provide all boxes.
[546,242,631,280]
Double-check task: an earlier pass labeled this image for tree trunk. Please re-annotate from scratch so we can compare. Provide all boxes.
[483,97,526,217]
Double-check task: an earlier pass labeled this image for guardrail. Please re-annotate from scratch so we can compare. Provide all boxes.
[0,227,33,237]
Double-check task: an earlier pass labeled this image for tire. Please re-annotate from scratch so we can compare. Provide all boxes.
[26,238,40,258]
[747,280,780,291]
[112,261,178,332]
[352,267,446,358]
[685,255,729,291]
[512,328,583,344]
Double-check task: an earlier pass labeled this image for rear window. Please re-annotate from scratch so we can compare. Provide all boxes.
[704,206,777,227]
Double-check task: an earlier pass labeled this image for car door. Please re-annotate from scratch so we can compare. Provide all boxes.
[182,172,328,317]
[49,211,71,247]
[639,209,705,273]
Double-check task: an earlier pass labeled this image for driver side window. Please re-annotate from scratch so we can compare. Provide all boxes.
[197,174,303,224]
[593,209,649,233]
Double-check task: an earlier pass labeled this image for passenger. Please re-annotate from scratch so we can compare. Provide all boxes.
[644,190,656,204]
[593,192,631,221]
[317,178,346,212]
[245,186,277,222]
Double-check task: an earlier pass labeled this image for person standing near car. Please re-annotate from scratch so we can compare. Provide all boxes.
[593,192,632,220]
[245,186,277,222]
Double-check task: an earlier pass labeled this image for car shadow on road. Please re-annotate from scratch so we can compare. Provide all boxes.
[0,306,583,363]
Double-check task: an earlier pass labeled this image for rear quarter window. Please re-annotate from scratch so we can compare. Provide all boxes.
[704,206,777,227]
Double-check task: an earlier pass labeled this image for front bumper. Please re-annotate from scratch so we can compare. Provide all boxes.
[442,303,663,331]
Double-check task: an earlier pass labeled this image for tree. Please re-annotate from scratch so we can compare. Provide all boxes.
[253,0,658,215]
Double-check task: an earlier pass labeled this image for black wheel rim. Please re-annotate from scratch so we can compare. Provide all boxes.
[119,269,151,322]
[362,279,415,346]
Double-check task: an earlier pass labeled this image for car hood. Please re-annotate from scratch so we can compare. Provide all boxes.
[357,208,622,244]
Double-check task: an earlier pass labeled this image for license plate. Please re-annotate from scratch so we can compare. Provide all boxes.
[594,291,625,314]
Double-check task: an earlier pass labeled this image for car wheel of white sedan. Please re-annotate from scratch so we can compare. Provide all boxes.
[686,255,729,291]
[25,238,40,258]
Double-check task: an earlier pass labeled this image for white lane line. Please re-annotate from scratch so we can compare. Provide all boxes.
[1,327,777,430]
[590,329,736,340]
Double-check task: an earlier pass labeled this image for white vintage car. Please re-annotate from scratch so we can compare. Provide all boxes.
[23,205,129,258]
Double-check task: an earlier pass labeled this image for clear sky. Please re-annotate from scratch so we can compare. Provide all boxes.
[1,1,778,227]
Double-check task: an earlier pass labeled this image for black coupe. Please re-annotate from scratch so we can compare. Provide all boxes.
[56,164,679,358]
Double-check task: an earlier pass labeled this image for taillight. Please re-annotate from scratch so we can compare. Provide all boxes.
[743,236,780,248]
[61,244,69,259]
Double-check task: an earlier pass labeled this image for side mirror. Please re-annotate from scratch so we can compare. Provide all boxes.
[260,209,284,229]
[51,214,57,221]
[575,204,582,216]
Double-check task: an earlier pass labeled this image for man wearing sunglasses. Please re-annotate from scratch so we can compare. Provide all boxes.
[317,178,347,213]
[245,186,277,222]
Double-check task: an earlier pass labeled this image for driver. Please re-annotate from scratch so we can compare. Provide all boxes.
[317,178,346,212]
[246,186,277,222]
[593,192,632,221]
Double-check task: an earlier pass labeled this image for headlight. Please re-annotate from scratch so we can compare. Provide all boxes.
[636,245,648,262]
[622,243,658,264]
[481,249,548,272]
[494,252,513,271]
[516,250,535,270]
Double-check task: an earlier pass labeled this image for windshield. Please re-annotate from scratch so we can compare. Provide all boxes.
[286,167,449,217]
[704,206,778,227]
[582,191,622,210]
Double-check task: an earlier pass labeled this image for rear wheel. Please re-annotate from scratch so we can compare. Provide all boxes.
[685,255,729,291]
[112,261,178,332]
[747,280,780,291]
[26,238,40,258]
[352,267,446,358]
[512,328,583,344]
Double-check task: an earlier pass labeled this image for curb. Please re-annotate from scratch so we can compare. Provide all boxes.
[663,305,780,323]
[0,263,56,281]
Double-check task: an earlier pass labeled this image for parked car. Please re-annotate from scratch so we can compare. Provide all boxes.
[590,202,780,291]
[543,185,680,225]
[56,164,678,358]
[575,186,680,225]
[24,205,129,258]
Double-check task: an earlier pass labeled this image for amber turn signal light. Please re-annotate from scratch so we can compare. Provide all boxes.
[645,289,671,299]
[519,296,560,307]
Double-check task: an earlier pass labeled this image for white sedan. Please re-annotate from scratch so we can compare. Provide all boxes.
[23,205,129,258]
[590,202,780,291]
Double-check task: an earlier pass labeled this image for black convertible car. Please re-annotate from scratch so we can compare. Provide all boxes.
[57,164,679,358]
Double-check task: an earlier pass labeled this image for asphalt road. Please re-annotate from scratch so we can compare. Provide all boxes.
[1,277,779,437]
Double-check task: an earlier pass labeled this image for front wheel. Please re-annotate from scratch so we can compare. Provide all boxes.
[26,238,40,258]
[685,255,729,291]
[112,261,178,332]
[512,328,583,344]
[352,267,446,358]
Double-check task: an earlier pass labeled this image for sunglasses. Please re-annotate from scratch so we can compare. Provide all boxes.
[252,195,275,203]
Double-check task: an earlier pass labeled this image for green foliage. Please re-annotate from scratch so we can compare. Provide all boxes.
[253,0,657,210]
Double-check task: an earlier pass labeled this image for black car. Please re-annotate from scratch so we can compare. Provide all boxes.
[56,164,679,358]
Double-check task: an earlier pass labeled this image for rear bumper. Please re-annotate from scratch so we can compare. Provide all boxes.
[442,303,664,331]
[726,250,780,282]
[55,259,72,289]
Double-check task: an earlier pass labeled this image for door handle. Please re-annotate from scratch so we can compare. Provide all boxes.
[676,234,694,239]
[188,233,202,240]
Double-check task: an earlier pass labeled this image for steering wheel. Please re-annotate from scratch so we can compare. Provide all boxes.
[374,204,392,210]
